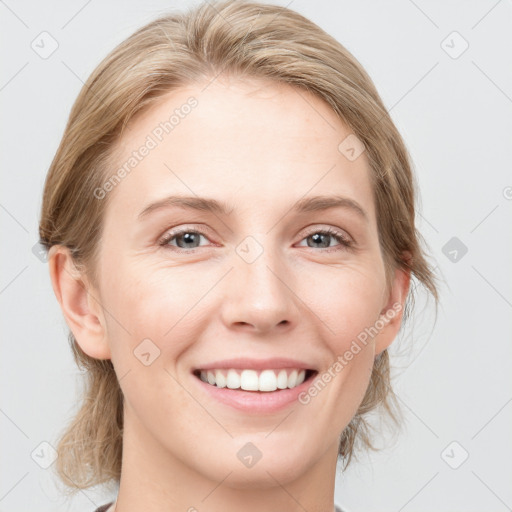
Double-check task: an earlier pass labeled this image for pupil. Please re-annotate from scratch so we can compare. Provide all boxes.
[310,233,329,248]
[179,232,198,248]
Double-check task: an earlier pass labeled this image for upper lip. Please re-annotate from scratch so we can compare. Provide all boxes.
[193,357,317,372]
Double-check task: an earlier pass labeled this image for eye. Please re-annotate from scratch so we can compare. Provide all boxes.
[158,226,353,253]
[296,227,353,252]
[158,228,211,251]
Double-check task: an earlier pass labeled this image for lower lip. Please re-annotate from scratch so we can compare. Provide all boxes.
[192,372,317,414]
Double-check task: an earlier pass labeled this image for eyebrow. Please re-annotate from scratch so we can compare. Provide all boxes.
[137,194,368,222]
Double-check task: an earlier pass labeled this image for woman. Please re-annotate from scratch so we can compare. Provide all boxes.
[39,1,439,511]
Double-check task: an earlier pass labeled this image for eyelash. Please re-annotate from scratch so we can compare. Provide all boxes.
[157,226,353,253]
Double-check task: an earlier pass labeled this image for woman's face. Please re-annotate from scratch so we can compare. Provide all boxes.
[83,77,408,487]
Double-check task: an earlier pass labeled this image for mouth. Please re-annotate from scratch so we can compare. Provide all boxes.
[191,362,320,413]
[192,368,318,393]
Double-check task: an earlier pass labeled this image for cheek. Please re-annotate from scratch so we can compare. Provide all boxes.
[101,259,201,344]
[297,265,383,414]
[100,264,201,424]
[300,263,385,350]
[102,251,386,366]
[96,251,384,476]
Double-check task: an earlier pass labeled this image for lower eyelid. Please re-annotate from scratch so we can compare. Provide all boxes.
[159,231,209,248]
[297,234,352,249]
[159,228,353,250]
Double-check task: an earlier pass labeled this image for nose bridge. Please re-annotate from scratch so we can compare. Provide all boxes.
[221,235,297,332]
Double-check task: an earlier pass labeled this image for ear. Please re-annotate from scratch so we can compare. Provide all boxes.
[374,253,412,356]
[48,245,111,360]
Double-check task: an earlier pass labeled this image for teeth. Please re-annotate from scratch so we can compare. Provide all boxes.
[296,370,306,386]
[277,369,288,389]
[226,369,241,389]
[199,368,307,392]
[260,369,278,391]
[288,369,298,388]
[215,370,227,388]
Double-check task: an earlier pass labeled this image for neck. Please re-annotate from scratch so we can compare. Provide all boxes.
[113,405,339,512]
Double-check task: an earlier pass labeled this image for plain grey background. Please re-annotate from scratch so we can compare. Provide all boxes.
[1,1,511,511]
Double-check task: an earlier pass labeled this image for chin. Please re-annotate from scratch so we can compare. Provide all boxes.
[214,459,309,490]
[198,442,316,490]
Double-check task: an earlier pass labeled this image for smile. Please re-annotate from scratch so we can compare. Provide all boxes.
[193,368,316,392]
[191,357,319,413]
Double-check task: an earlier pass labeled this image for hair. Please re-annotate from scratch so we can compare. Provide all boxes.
[39,0,439,494]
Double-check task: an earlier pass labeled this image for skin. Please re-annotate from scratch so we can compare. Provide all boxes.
[49,76,410,512]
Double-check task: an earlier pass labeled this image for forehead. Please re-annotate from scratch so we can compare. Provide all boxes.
[105,77,375,221]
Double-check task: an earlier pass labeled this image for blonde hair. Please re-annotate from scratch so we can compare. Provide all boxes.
[39,0,439,493]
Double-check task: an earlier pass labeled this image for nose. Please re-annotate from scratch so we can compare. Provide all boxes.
[219,243,299,335]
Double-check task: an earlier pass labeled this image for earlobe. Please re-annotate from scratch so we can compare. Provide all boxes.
[48,246,111,360]
[374,256,412,356]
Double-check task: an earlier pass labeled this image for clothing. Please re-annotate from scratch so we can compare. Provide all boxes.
[94,503,345,511]
[94,503,115,512]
